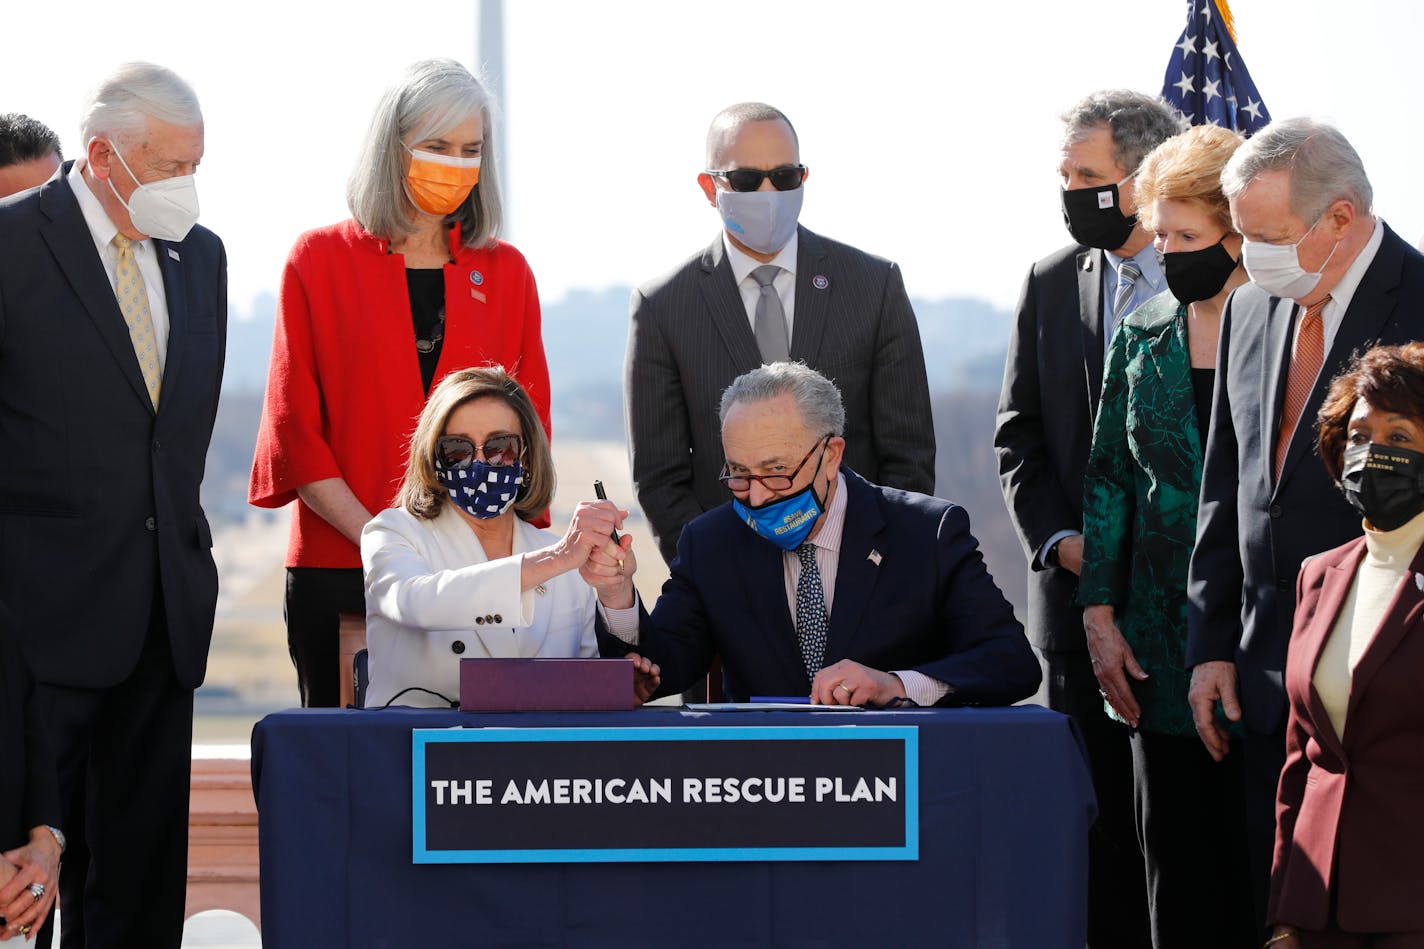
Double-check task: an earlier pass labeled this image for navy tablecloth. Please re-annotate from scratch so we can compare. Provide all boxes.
[251,705,1094,948]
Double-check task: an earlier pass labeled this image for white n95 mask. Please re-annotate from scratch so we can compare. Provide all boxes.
[106,143,201,242]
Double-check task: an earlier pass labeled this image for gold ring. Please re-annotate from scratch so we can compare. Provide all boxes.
[835,683,851,694]
[18,925,31,936]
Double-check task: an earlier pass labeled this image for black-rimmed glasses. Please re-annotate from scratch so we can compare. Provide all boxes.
[704,164,807,193]
[436,433,523,469]
[718,434,829,492]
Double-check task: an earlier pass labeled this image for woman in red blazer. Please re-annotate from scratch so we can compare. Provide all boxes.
[1268,342,1424,948]
[248,59,550,707]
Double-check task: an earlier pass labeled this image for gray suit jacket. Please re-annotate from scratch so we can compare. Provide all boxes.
[626,226,936,563]
[994,243,1106,652]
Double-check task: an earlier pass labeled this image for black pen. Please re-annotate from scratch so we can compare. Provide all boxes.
[593,480,620,542]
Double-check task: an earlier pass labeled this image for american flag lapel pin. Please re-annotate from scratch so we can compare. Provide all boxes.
[867,549,882,567]
[167,248,180,261]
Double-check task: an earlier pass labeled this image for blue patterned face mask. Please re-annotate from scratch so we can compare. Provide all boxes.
[436,459,523,519]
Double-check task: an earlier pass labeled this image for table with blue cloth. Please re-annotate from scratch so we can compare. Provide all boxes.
[251,705,1093,948]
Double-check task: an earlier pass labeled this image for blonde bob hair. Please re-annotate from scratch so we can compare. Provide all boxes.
[396,366,553,520]
[1134,124,1245,233]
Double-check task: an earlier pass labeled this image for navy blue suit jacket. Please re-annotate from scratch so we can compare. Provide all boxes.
[1187,223,1424,733]
[0,165,226,690]
[599,468,1040,705]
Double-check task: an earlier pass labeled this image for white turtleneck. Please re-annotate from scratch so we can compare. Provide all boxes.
[1314,509,1424,739]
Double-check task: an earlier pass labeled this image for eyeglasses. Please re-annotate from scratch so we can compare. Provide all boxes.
[718,434,830,492]
[704,164,807,193]
[436,433,524,469]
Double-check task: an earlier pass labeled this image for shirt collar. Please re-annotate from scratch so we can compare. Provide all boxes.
[1105,241,1166,290]
[67,160,140,256]
[723,228,799,286]
[805,469,848,555]
[1324,215,1384,316]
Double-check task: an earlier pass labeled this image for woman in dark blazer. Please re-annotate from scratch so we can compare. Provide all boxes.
[1268,343,1424,948]
[1078,124,1255,947]
[0,599,61,941]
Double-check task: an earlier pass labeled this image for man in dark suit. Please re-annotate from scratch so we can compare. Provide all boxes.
[1186,117,1424,933]
[0,62,227,948]
[592,362,1039,707]
[994,89,1182,949]
[626,102,935,567]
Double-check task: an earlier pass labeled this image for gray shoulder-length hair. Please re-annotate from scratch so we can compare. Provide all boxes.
[719,361,846,437]
[79,62,202,147]
[347,58,503,249]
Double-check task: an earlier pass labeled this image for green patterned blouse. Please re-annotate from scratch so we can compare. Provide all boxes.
[1079,291,1221,736]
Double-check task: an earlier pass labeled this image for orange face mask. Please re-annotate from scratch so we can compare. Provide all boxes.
[405,147,481,216]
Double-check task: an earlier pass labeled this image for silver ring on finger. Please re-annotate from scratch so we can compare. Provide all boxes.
[29,882,44,900]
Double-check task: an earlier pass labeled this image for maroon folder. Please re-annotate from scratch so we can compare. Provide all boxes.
[459,658,635,711]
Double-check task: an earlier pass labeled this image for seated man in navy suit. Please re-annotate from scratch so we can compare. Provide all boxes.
[588,362,1039,706]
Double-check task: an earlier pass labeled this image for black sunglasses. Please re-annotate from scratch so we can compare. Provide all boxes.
[718,434,830,492]
[705,164,807,193]
[436,433,523,469]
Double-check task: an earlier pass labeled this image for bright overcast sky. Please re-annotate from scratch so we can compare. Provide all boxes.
[4,0,1420,315]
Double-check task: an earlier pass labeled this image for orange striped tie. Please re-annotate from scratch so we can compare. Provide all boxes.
[1274,296,1330,480]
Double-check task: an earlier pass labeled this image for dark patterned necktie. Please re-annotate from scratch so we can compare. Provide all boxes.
[795,542,828,680]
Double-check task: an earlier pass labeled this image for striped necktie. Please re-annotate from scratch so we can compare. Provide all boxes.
[1108,258,1142,348]
[1274,296,1331,480]
[112,233,162,408]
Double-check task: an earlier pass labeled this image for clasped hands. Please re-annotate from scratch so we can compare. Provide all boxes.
[0,826,60,942]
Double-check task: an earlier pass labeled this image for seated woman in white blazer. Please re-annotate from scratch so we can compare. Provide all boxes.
[361,366,637,708]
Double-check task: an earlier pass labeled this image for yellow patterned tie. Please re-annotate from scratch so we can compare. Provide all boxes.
[112,233,161,407]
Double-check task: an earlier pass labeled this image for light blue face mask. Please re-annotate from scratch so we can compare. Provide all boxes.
[716,187,803,255]
[733,482,824,550]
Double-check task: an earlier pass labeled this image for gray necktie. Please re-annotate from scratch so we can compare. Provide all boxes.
[795,542,828,681]
[1108,258,1142,349]
[751,265,789,363]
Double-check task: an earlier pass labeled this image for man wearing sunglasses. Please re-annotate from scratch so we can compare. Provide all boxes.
[590,362,1038,708]
[625,101,935,572]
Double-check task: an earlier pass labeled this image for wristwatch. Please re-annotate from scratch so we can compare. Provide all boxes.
[45,825,65,854]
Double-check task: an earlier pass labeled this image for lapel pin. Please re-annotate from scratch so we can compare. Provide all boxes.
[812,274,829,290]
[867,550,882,566]
[535,583,548,596]
[1415,573,1423,592]
[470,270,484,285]
[167,248,180,261]
[471,287,486,303]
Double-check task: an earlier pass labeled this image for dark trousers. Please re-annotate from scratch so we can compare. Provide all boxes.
[1131,729,1255,949]
[32,598,194,949]
[1041,648,1151,949]
[1243,721,1289,941]
[284,566,365,708]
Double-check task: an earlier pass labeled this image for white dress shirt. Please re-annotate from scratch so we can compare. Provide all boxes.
[602,472,950,705]
[361,506,599,708]
[66,161,171,371]
[723,230,798,342]
[1310,215,1384,354]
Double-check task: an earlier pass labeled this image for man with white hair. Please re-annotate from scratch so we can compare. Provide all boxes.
[0,62,227,947]
[1186,117,1424,933]
[590,362,1039,708]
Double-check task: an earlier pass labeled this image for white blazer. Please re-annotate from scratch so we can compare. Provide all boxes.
[360,506,599,708]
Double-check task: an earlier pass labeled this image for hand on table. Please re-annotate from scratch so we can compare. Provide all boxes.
[811,660,905,707]
[625,652,661,706]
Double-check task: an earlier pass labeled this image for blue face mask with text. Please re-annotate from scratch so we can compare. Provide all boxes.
[733,483,824,551]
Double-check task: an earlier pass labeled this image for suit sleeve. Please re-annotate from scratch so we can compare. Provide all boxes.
[994,261,1079,567]
[2,601,61,837]
[866,262,936,495]
[912,505,1041,705]
[596,526,718,697]
[1186,297,1245,667]
[248,242,342,508]
[625,286,706,564]
[1266,567,1320,925]
[1078,326,1135,606]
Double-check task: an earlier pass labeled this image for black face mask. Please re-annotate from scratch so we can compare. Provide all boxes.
[1341,442,1424,531]
[1061,183,1138,250]
[1163,237,1240,303]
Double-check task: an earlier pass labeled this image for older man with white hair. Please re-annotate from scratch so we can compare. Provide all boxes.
[1186,117,1424,935]
[0,62,226,947]
[589,361,1039,707]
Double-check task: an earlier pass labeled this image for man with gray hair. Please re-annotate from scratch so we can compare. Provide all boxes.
[1186,117,1424,932]
[625,102,935,572]
[589,361,1039,707]
[995,88,1181,948]
[0,62,226,947]
[0,113,62,197]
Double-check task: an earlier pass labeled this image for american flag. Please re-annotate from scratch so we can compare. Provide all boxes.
[1160,0,1272,134]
